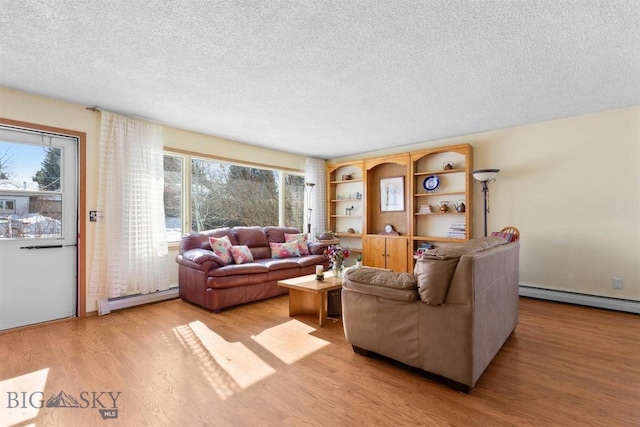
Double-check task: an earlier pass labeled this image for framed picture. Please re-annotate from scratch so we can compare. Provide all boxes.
[380,176,404,212]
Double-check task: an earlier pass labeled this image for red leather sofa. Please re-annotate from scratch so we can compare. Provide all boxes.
[176,226,330,312]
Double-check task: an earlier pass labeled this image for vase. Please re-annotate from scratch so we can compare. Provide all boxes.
[332,264,344,278]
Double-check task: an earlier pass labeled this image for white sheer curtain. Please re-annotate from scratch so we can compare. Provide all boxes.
[305,157,326,237]
[89,112,169,297]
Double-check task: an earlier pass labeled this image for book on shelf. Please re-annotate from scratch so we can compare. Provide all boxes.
[447,221,466,238]
[447,232,466,238]
[417,242,434,250]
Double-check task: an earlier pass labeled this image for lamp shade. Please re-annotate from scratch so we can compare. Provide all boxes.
[471,169,500,182]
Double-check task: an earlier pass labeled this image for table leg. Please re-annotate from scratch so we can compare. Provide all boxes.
[318,292,328,326]
[289,289,319,317]
[287,288,331,327]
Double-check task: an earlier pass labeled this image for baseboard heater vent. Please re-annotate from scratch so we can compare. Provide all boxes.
[519,286,640,314]
[97,286,179,315]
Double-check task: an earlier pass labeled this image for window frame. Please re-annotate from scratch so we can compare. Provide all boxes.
[163,149,305,245]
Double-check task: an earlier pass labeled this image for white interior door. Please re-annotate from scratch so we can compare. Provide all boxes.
[0,126,78,330]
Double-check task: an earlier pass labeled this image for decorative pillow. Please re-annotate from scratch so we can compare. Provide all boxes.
[270,241,301,258]
[229,245,254,264]
[284,233,309,255]
[208,235,233,265]
[491,231,515,242]
[414,257,459,305]
[414,237,506,304]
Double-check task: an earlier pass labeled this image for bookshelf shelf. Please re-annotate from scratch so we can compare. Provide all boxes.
[413,191,465,197]
[414,212,465,216]
[413,168,465,177]
[327,161,365,268]
[410,144,473,257]
[330,178,363,184]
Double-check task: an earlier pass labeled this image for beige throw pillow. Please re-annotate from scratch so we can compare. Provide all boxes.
[414,237,506,305]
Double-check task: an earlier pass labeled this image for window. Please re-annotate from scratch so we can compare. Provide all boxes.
[163,154,183,242]
[163,152,304,240]
[191,158,280,231]
[0,137,64,239]
[0,199,15,213]
[284,173,304,231]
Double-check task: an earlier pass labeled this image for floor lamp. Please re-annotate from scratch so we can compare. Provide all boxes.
[471,169,500,237]
[305,182,316,235]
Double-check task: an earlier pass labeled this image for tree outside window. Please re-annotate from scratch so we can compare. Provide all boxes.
[163,153,305,239]
[285,173,304,231]
[164,155,183,242]
[191,159,280,230]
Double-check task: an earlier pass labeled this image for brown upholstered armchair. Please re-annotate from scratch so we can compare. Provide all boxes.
[342,237,520,392]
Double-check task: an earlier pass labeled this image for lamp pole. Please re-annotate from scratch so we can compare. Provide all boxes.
[305,182,315,235]
[471,169,500,237]
[479,180,490,237]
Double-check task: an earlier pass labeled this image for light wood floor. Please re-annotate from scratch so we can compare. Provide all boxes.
[1,296,638,426]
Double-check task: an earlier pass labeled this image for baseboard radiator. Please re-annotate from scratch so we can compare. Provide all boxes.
[97,286,179,315]
[519,286,640,314]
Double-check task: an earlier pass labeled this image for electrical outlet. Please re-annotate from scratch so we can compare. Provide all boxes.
[612,278,624,290]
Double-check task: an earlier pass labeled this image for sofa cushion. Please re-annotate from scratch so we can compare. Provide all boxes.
[180,227,237,252]
[265,226,301,243]
[209,262,269,277]
[270,241,301,258]
[229,245,254,264]
[256,257,301,270]
[345,268,417,290]
[209,236,233,265]
[414,237,508,305]
[285,233,310,255]
[233,226,270,260]
[234,226,269,247]
[296,254,329,268]
[343,268,418,302]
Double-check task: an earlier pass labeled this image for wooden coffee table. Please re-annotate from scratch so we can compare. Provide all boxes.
[277,271,343,327]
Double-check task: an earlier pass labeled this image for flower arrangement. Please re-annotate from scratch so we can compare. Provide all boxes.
[326,245,349,270]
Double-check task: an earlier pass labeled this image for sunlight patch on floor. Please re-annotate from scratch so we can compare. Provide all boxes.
[251,319,329,365]
[0,368,49,427]
[173,323,240,399]
[174,321,277,399]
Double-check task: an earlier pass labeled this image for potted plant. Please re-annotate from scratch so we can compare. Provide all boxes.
[355,254,362,268]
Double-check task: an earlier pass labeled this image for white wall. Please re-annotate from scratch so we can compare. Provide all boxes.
[331,106,640,301]
[0,86,306,314]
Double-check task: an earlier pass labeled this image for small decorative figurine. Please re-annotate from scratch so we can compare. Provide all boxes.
[442,161,454,170]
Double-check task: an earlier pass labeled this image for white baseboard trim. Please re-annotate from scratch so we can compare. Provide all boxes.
[97,286,179,315]
[519,286,640,314]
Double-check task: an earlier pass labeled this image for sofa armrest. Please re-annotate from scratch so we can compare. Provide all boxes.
[343,268,418,302]
[176,248,224,271]
[308,241,330,255]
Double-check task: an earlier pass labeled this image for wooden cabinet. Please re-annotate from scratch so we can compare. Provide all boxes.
[327,161,364,266]
[326,144,472,273]
[410,144,473,245]
[363,235,409,272]
[363,154,411,271]
[364,154,411,236]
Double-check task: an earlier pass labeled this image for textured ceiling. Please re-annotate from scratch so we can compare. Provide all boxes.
[1,1,638,159]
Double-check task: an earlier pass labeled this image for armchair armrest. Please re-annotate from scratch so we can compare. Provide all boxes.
[343,268,418,302]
